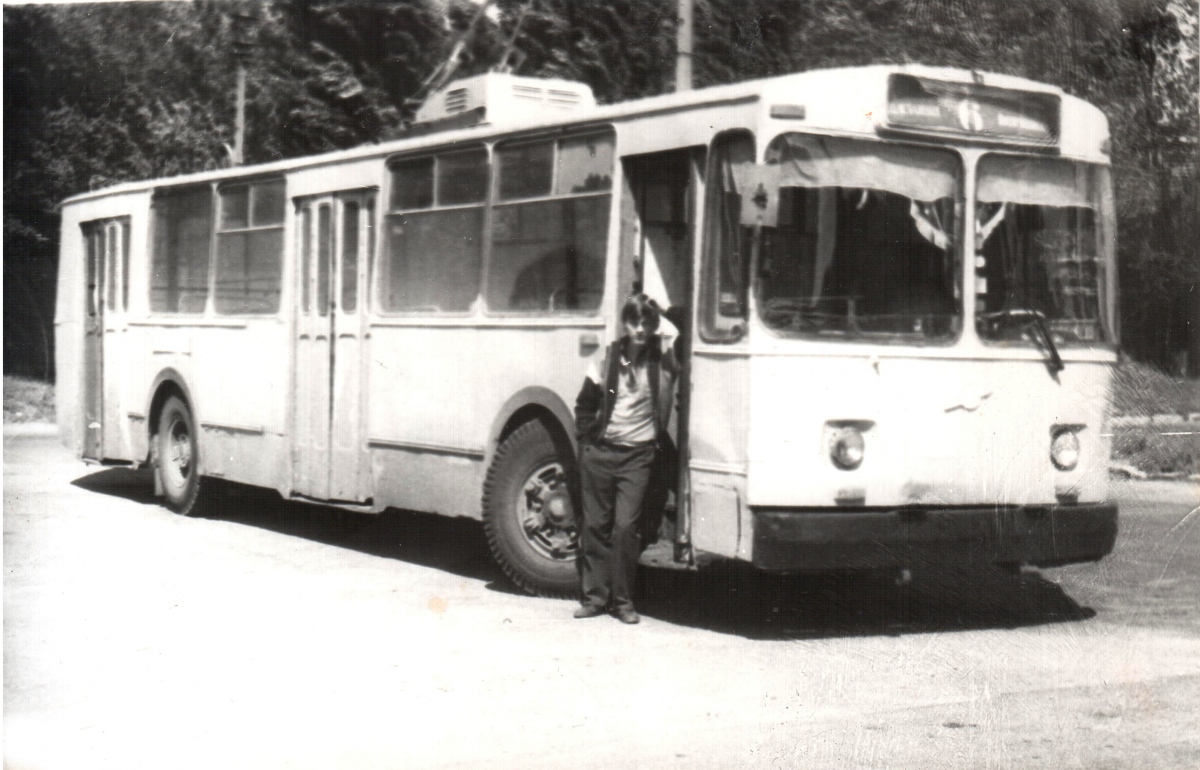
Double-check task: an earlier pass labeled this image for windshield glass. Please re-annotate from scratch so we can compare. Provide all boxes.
[756,134,962,340]
[975,155,1114,345]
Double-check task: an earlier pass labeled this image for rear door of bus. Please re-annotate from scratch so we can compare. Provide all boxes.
[82,217,131,462]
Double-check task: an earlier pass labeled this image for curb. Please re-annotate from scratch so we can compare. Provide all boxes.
[1111,414,1200,427]
[1109,463,1200,483]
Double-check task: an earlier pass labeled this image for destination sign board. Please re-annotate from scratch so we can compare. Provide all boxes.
[885,74,1060,148]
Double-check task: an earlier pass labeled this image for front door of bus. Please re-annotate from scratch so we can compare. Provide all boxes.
[294,192,375,502]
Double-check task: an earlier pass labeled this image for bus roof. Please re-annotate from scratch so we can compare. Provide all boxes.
[60,64,1109,206]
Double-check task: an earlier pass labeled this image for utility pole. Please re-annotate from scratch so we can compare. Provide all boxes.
[230,10,257,167]
[675,0,694,91]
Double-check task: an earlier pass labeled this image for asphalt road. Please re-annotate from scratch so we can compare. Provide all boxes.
[4,431,1199,769]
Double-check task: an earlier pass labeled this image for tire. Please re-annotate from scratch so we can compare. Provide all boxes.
[482,420,579,598]
[156,395,205,516]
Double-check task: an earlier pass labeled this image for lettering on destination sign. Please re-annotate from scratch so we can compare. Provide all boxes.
[884,74,1059,147]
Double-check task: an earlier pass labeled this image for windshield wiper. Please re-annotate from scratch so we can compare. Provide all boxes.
[981,308,1064,373]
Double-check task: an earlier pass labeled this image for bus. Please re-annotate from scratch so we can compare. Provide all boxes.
[56,64,1119,597]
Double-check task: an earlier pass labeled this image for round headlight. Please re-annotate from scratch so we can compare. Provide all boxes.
[1051,430,1081,471]
[830,427,865,470]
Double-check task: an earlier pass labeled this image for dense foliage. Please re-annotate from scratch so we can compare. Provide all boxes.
[5,0,1197,378]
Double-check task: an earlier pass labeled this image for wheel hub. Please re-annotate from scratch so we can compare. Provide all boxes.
[518,462,578,562]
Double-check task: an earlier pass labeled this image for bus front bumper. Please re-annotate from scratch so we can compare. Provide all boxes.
[751,502,1118,572]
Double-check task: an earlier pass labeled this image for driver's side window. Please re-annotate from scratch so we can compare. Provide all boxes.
[699,130,755,342]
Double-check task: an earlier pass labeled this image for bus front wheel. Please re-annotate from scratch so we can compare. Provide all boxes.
[156,395,205,516]
[482,420,580,598]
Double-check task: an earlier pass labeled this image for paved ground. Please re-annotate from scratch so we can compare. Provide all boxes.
[5,431,1199,769]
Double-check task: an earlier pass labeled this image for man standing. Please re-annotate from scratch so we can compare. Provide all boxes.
[572,295,678,624]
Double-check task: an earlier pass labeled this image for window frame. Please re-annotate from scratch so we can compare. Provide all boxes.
[484,128,615,316]
[81,217,131,316]
[972,152,1116,349]
[148,176,286,318]
[148,184,214,316]
[380,144,490,316]
[213,177,287,316]
[698,129,756,343]
[750,131,965,345]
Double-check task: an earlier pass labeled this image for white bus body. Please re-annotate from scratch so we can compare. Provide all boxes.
[56,65,1118,596]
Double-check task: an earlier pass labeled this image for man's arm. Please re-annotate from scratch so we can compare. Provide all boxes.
[573,359,604,442]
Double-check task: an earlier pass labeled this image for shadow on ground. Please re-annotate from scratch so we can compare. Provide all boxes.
[73,467,1096,640]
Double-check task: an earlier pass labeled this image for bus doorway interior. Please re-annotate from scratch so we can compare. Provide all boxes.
[621,149,698,559]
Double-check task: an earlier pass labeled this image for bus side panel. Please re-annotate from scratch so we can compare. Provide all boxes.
[687,349,752,559]
[55,205,86,456]
[191,321,293,491]
[473,323,596,446]
[371,450,486,519]
[367,325,484,518]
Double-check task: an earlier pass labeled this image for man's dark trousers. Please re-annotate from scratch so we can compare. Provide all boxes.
[578,441,656,612]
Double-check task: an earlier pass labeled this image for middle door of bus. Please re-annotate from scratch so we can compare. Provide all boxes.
[293,191,375,502]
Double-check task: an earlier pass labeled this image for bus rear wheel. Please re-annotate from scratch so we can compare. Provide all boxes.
[482,420,579,598]
[156,395,205,516]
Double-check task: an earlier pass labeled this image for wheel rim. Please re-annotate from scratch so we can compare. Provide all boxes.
[515,461,578,562]
[164,415,192,488]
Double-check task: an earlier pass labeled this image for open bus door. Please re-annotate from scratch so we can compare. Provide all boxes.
[621,148,702,562]
[293,191,375,502]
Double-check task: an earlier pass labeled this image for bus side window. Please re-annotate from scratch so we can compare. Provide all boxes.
[83,222,102,318]
[383,149,485,313]
[487,132,612,313]
[214,179,285,315]
[699,130,755,341]
[151,186,213,314]
[121,219,131,312]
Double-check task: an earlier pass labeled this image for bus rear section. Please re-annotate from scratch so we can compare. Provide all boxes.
[684,75,1118,574]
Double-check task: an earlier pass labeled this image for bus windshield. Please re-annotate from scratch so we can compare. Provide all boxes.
[975,155,1114,346]
[755,133,962,340]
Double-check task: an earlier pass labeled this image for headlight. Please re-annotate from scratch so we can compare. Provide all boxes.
[829,427,865,470]
[1051,430,1081,471]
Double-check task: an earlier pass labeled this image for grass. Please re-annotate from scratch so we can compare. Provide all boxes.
[1109,361,1200,477]
[3,376,56,424]
[1111,360,1200,418]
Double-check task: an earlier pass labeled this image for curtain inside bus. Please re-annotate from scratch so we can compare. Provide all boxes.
[975,156,1113,345]
[756,134,961,339]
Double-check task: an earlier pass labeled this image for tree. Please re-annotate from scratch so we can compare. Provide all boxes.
[2,0,452,378]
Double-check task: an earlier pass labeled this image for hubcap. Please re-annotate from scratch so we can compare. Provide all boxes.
[166,418,192,485]
[517,462,578,562]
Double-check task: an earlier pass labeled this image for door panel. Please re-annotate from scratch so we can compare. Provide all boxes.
[294,192,374,501]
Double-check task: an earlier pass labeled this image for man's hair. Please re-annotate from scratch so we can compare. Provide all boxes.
[620,293,662,329]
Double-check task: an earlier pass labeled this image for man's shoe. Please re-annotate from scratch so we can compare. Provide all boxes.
[573,605,606,619]
[613,608,640,625]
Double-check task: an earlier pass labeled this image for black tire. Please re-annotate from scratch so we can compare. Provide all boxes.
[482,420,579,598]
[156,395,205,516]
